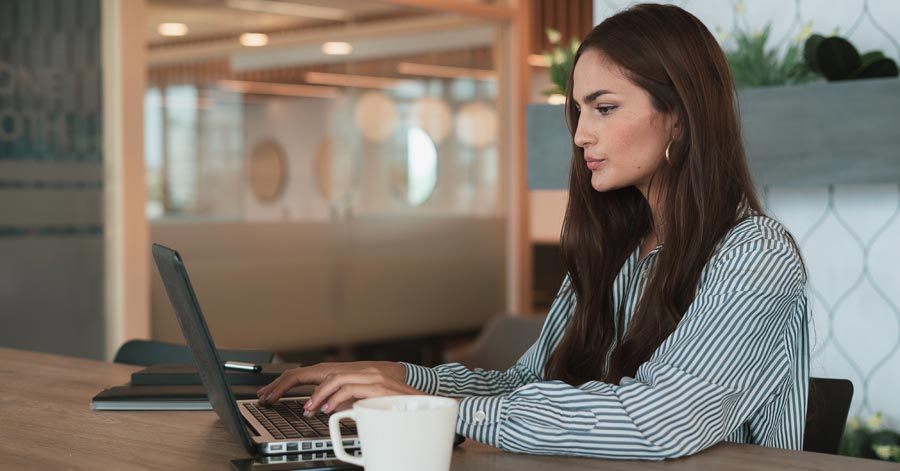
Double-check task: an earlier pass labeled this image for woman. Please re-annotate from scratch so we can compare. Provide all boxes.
[257,3,809,460]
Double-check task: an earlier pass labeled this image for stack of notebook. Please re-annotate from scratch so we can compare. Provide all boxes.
[91,363,308,410]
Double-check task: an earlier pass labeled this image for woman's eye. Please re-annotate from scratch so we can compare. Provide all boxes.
[596,105,617,115]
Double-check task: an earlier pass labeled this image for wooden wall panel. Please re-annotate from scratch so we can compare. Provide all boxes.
[529,0,593,55]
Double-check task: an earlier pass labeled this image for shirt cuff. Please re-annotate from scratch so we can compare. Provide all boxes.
[456,395,505,447]
[400,362,441,395]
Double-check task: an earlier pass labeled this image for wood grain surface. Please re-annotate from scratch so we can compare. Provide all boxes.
[1,348,896,470]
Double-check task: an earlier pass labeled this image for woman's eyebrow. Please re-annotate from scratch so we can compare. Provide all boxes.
[581,89,613,105]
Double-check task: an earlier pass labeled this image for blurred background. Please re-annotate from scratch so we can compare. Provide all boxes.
[1,0,898,452]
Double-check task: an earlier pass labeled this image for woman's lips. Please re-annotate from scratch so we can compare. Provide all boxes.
[586,158,605,170]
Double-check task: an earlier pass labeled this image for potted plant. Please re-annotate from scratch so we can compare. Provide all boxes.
[804,33,899,81]
[841,412,900,462]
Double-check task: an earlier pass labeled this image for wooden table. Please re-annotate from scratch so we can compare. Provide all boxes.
[0,347,896,470]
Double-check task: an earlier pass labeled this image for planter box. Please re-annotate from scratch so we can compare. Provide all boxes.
[527,78,900,190]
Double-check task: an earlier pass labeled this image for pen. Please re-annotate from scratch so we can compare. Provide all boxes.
[224,361,262,372]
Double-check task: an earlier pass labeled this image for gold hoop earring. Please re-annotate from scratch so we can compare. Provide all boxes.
[665,139,674,165]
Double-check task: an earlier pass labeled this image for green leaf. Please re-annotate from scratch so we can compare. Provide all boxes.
[861,50,886,67]
[817,36,862,80]
[804,34,825,73]
[871,430,900,447]
[840,427,875,458]
[549,66,563,89]
[853,57,899,79]
[723,21,822,87]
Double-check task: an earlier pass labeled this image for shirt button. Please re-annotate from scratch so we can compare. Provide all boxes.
[473,411,486,423]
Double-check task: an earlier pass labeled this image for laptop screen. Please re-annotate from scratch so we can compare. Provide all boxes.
[152,243,258,456]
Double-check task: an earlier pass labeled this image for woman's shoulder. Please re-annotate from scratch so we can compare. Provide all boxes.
[724,213,793,243]
[710,213,803,268]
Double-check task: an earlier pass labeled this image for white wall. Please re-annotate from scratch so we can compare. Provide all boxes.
[595,0,900,64]
[767,184,900,428]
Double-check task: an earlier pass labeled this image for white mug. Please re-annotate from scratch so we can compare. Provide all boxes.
[328,395,459,471]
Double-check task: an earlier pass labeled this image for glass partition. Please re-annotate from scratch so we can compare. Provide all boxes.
[143,0,508,352]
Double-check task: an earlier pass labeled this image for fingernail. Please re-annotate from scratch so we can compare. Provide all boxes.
[303,411,312,418]
[321,403,330,413]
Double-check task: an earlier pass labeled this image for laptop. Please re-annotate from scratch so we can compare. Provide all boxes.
[151,243,361,457]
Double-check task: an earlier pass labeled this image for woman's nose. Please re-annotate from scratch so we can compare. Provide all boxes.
[573,126,593,149]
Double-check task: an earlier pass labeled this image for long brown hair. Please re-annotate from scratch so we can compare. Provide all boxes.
[545,4,772,385]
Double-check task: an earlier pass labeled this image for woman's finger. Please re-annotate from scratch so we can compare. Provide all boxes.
[305,373,383,415]
[257,364,318,397]
[320,383,387,415]
[259,367,318,405]
[256,371,287,396]
[257,362,397,406]
[256,372,286,398]
[320,381,425,416]
[332,400,354,413]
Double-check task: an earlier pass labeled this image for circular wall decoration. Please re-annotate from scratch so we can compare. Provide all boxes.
[353,92,398,142]
[409,97,452,144]
[388,128,438,207]
[248,139,287,203]
[455,101,497,149]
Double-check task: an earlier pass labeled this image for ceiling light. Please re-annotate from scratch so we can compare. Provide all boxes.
[158,23,188,37]
[240,33,269,47]
[322,42,352,56]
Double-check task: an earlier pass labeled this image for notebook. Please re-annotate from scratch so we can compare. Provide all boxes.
[91,384,312,411]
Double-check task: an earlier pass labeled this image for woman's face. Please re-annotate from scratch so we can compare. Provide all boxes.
[572,48,675,195]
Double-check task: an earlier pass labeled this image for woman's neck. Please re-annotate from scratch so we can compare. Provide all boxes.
[639,232,659,260]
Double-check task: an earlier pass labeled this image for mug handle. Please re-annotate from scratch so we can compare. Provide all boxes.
[329,410,364,467]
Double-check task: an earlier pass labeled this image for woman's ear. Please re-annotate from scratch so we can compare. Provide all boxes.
[670,118,683,141]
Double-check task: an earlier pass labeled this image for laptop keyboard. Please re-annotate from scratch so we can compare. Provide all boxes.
[244,400,357,439]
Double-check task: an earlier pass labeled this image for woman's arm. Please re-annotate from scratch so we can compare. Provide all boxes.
[454,237,809,460]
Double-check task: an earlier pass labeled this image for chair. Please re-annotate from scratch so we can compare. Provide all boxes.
[443,314,546,371]
[804,377,854,455]
[113,339,280,366]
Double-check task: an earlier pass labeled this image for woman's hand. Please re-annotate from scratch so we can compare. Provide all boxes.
[302,368,427,416]
[256,361,418,415]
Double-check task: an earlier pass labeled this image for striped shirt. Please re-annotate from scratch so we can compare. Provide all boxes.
[402,213,809,459]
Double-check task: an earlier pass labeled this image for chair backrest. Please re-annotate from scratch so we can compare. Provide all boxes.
[804,377,854,455]
[113,339,277,366]
[443,314,546,371]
